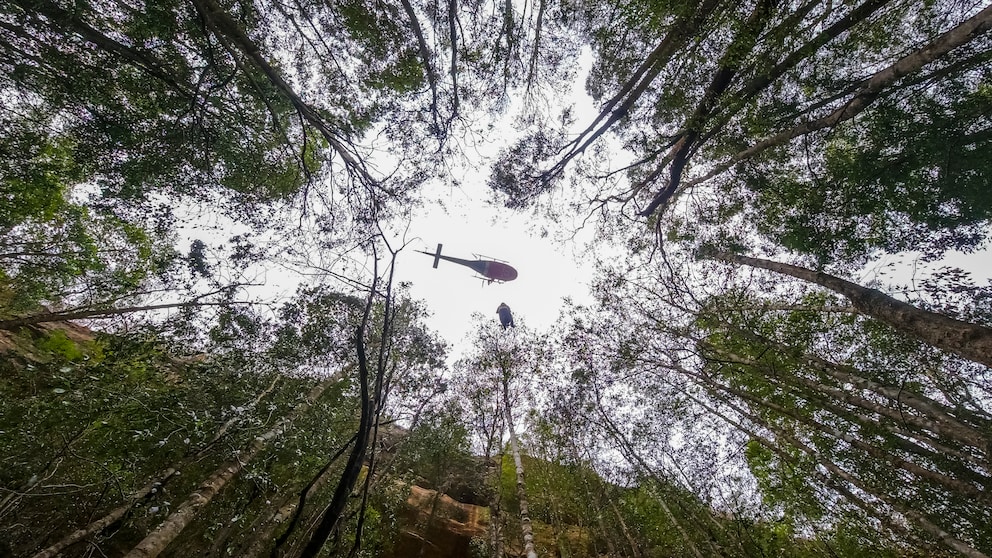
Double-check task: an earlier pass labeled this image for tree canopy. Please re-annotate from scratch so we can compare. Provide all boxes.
[2,0,991,557]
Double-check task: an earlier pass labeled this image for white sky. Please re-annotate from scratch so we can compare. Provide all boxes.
[388,194,598,360]
[380,49,603,360]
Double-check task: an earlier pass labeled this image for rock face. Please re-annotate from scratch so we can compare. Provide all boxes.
[392,485,490,558]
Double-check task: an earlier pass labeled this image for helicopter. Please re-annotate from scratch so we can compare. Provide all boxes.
[416,243,518,284]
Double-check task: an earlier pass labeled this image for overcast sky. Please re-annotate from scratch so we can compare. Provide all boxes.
[389,193,598,360]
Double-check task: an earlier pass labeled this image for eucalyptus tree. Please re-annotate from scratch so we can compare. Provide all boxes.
[2,253,454,558]
[690,296,992,558]
[1,288,360,557]
[454,317,542,558]
[487,0,992,269]
[1,0,468,325]
[571,244,992,557]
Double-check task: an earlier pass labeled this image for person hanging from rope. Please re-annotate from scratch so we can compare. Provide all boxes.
[497,302,515,330]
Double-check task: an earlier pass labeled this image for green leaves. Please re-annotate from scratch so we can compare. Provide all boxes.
[747,78,992,264]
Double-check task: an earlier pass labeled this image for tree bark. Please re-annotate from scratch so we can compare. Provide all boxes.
[768,416,990,558]
[713,251,992,367]
[502,379,538,558]
[0,301,235,330]
[123,377,338,558]
[698,358,991,503]
[705,342,991,453]
[711,326,992,439]
[697,386,986,557]
[31,469,177,558]
[591,387,708,558]
[542,0,723,181]
[299,297,378,557]
[689,4,992,187]
[638,0,779,216]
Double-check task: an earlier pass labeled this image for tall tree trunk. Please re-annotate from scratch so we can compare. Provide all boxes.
[0,300,233,330]
[712,251,992,367]
[31,469,177,558]
[726,326,990,429]
[32,375,283,558]
[638,0,780,216]
[756,408,990,558]
[123,377,339,558]
[697,356,992,503]
[687,387,951,551]
[298,299,378,557]
[501,380,539,558]
[689,4,992,187]
[489,451,505,558]
[542,0,723,181]
[681,356,991,557]
[591,387,708,558]
[698,334,992,453]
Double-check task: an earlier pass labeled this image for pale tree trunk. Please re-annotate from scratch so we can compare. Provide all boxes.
[31,377,282,558]
[689,3,992,187]
[731,328,990,429]
[240,433,356,558]
[542,0,722,181]
[123,376,339,558]
[763,411,990,558]
[699,338,992,454]
[30,469,177,558]
[696,359,991,503]
[685,390,918,542]
[590,387,707,558]
[501,380,538,558]
[688,365,991,558]
[605,487,643,558]
[489,457,505,558]
[713,251,992,367]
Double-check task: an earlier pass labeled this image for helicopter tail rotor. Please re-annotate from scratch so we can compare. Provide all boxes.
[432,243,442,268]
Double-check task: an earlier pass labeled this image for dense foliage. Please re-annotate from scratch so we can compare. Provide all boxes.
[2,0,991,557]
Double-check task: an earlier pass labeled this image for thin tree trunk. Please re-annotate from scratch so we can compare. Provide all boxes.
[299,295,378,558]
[502,380,538,558]
[32,375,283,558]
[637,0,779,216]
[188,0,373,185]
[698,360,991,503]
[713,251,992,367]
[123,378,338,558]
[685,388,933,547]
[764,412,990,558]
[31,469,177,558]
[196,375,282,458]
[721,324,992,429]
[591,387,707,558]
[448,0,460,117]
[0,301,234,330]
[257,432,357,558]
[689,4,992,187]
[17,0,195,97]
[687,363,991,557]
[697,0,892,147]
[524,0,545,94]
[705,343,991,453]
[702,328,992,447]
[489,450,505,558]
[542,0,722,181]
